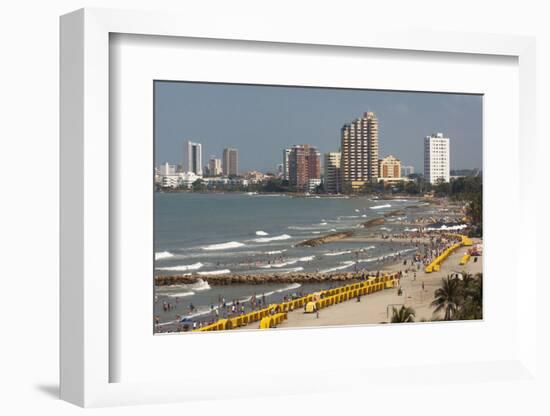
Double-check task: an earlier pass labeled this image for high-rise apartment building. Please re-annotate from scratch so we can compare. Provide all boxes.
[222,148,239,177]
[324,152,341,194]
[186,141,202,175]
[288,144,321,190]
[208,157,222,176]
[424,133,450,184]
[378,155,401,179]
[276,163,284,177]
[341,111,379,190]
[282,148,291,181]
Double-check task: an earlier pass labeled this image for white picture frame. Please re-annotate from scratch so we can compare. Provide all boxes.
[60,7,538,408]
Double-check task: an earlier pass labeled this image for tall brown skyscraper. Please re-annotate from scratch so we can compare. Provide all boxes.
[222,148,238,177]
[341,111,379,190]
[288,144,321,190]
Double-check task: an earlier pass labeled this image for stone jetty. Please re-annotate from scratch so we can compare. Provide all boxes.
[362,218,385,228]
[154,270,365,286]
[295,231,354,247]
[384,209,406,217]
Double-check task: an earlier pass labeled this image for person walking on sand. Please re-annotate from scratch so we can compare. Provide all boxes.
[422,281,425,291]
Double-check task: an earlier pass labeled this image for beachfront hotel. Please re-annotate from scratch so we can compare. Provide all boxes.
[186,141,203,175]
[288,144,321,190]
[424,133,450,184]
[341,111,379,190]
[324,152,342,193]
[222,148,239,177]
[378,155,402,179]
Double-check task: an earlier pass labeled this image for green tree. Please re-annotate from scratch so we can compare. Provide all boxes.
[391,305,416,323]
[261,179,287,193]
[431,277,462,320]
[455,273,483,320]
[192,179,206,192]
[433,178,451,196]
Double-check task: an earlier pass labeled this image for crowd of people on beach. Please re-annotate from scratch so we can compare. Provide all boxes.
[154,202,477,333]
[154,232,468,333]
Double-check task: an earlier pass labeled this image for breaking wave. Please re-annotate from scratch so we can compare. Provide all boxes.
[265,249,287,255]
[156,262,203,271]
[253,234,292,243]
[370,204,392,209]
[321,261,356,273]
[202,241,245,251]
[197,269,231,276]
[155,251,174,260]
[187,279,211,291]
[280,266,304,273]
[162,291,195,298]
[255,230,269,236]
[324,250,352,256]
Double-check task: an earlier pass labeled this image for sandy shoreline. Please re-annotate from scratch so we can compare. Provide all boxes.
[275,238,482,328]
[216,237,482,331]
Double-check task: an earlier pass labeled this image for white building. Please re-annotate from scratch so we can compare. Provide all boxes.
[307,178,322,192]
[159,162,176,176]
[323,152,341,193]
[161,175,180,188]
[208,157,222,176]
[401,165,415,177]
[186,141,202,175]
[276,163,284,178]
[282,148,291,181]
[179,171,201,189]
[424,133,450,184]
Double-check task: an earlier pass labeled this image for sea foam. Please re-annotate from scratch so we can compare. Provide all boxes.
[197,269,231,276]
[202,241,245,250]
[156,262,203,271]
[155,251,174,260]
[324,250,352,256]
[321,261,356,273]
[255,230,269,236]
[253,234,292,243]
[370,204,392,209]
[162,291,195,298]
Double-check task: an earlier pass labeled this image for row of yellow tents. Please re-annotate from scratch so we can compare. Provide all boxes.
[425,234,473,273]
[459,253,471,265]
[259,312,288,329]
[194,273,398,332]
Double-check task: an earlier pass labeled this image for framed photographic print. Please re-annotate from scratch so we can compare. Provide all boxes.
[152,81,483,334]
[60,7,538,408]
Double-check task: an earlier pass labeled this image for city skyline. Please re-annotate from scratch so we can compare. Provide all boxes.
[154,81,482,173]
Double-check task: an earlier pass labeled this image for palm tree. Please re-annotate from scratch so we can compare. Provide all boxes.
[431,277,462,320]
[391,305,416,323]
[459,272,475,291]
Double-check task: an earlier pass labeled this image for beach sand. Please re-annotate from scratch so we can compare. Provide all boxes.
[266,238,483,329]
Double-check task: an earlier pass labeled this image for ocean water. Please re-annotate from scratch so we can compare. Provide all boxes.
[154,192,423,330]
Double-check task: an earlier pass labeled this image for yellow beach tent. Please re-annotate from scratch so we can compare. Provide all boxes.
[305,302,317,313]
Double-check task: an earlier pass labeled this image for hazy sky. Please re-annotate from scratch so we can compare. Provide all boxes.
[154,81,482,173]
